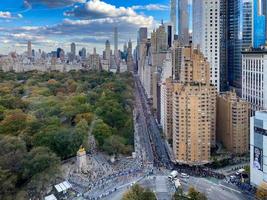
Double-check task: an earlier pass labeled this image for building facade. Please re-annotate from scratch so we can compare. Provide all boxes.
[172,83,216,165]
[178,0,190,45]
[250,111,267,187]
[242,48,267,112]
[170,0,177,35]
[253,0,266,48]
[160,78,174,141]
[89,48,100,70]
[192,0,221,92]
[227,0,266,91]
[114,27,118,56]
[172,43,210,85]
[217,91,249,154]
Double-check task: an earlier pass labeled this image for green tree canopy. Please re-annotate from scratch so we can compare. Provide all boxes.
[122,184,157,200]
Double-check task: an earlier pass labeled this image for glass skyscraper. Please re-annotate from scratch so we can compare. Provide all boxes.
[228,0,266,91]
[253,0,266,48]
[178,0,190,45]
[228,0,253,90]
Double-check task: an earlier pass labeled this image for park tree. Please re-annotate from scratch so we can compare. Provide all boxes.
[75,112,94,125]
[0,136,27,173]
[172,188,188,200]
[188,187,207,200]
[102,135,132,155]
[92,119,113,147]
[122,184,156,200]
[0,109,28,135]
[22,147,61,198]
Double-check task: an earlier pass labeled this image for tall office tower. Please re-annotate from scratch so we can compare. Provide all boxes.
[71,42,76,56]
[227,0,253,92]
[192,0,221,92]
[89,47,100,70]
[138,39,153,98]
[263,0,267,36]
[253,0,266,48]
[172,83,216,165]
[123,43,127,53]
[170,0,177,34]
[242,47,267,112]
[80,48,86,59]
[217,91,249,155]
[164,22,174,48]
[151,24,167,53]
[104,40,111,61]
[127,40,134,71]
[178,0,189,45]
[114,27,118,55]
[136,27,148,71]
[137,27,148,44]
[250,111,267,187]
[27,41,32,57]
[57,48,63,58]
[220,0,228,91]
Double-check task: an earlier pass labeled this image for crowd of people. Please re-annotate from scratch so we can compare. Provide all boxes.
[173,165,225,180]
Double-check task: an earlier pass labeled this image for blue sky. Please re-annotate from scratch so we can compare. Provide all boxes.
[0,0,171,54]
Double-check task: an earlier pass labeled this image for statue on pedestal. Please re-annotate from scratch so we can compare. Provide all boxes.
[76,146,87,173]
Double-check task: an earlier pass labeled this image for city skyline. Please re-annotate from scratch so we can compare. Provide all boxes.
[0,0,173,54]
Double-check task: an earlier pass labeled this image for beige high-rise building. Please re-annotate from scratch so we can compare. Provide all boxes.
[172,43,210,85]
[151,24,167,54]
[160,78,174,140]
[172,83,216,165]
[89,48,100,70]
[217,91,249,154]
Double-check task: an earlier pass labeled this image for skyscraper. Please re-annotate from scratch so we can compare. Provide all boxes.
[227,0,266,92]
[137,28,148,44]
[151,24,167,53]
[253,0,266,48]
[178,0,189,45]
[114,27,118,55]
[27,41,32,57]
[164,22,174,48]
[105,40,111,61]
[71,42,76,56]
[263,0,267,36]
[127,40,134,71]
[192,0,221,92]
[170,0,177,34]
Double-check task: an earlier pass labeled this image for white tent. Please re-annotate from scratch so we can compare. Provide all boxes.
[45,194,57,200]
[54,181,72,193]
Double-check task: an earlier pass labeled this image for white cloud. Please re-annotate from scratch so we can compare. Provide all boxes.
[131,4,169,11]
[0,11,12,19]
[17,14,23,18]
[64,0,152,21]
[9,33,45,41]
[0,11,23,19]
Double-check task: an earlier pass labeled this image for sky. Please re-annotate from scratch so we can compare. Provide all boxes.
[0,0,172,54]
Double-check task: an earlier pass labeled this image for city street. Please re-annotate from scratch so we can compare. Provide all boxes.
[68,75,254,200]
